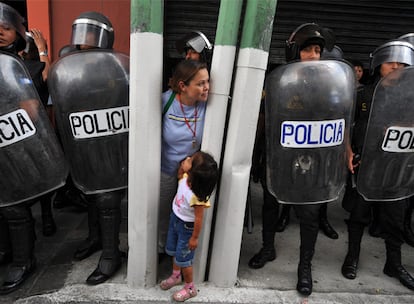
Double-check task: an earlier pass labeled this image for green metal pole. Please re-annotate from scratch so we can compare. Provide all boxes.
[128,0,163,288]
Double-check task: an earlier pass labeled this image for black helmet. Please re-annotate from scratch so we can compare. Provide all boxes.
[71,11,114,49]
[0,2,26,52]
[285,23,326,62]
[176,31,213,62]
[321,45,344,60]
[369,40,414,74]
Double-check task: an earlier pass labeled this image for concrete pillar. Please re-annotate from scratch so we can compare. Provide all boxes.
[127,0,163,288]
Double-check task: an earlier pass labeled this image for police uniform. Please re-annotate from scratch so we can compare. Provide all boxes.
[342,40,414,291]
[0,3,46,294]
[48,11,127,285]
[251,23,348,297]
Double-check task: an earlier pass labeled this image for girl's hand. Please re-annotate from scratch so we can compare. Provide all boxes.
[188,236,198,250]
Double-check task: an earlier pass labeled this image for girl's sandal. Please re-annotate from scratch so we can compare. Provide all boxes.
[160,274,182,290]
[173,286,197,302]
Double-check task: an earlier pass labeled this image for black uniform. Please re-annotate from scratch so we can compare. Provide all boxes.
[342,80,413,290]
[0,54,45,295]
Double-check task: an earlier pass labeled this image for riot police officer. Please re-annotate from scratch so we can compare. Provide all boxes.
[342,40,414,291]
[48,12,128,285]
[396,33,414,248]
[261,23,354,296]
[175,30,213,64]
[0,2,67,294]
[0,3,39,293]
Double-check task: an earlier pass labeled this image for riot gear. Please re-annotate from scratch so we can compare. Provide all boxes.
[176,31,212,63]
[49,13,128,283]
[321,45,344,60]
[265,60,355,204]
[285,23,325,62]
[398,33,414,46]
[0,2,26,52]
[71,11,114,49]
[370,40,414,74]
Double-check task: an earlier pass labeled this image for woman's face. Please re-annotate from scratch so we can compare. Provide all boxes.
[380,62,405,78]
[300,45,321,61]
[180,68,209,102]
[0,24,17,48]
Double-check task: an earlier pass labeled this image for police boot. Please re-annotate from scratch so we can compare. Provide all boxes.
[40,194,56,237]
[403,202,414,247]
[383,243,414,290]
[0,216,12,266]
[74,202,102,260]
[296,249,314,296]
[368,204,382,237]
[248,231,276,269]
[319,203,338,239]
[0,218,36,295]
[341,222,364,279]
[275,205,290,232]
[86,208,122,285]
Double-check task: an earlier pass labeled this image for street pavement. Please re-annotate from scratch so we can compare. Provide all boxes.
[1,181,414,303]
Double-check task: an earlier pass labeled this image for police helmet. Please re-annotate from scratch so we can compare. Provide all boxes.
[0,2,27,52]
[398,33,414,45]
[321,45,344,60]
[176,31,213,61]
[285,23,326,62]
[369,40,414,74]
[71,11,114,49]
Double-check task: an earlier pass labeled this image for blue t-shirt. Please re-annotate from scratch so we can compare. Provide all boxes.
[161,89,207,176]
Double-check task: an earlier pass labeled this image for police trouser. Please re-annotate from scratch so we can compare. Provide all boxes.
[0,203,35,266]
[86,190,123,273]
[347,192,406,249]
[294,204,320,252]
[262,183,279,234]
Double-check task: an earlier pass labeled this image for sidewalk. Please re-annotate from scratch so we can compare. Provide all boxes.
[1,181,414,303]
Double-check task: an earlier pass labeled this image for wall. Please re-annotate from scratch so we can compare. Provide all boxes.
[27,0,130,61]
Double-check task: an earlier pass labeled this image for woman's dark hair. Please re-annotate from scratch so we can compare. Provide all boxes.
[188,151,219,202]
[169,59,208,93]
[349,59,364,69]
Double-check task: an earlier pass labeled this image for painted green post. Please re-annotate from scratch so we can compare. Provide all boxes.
[209,0,278,287]
[128,0,163,288]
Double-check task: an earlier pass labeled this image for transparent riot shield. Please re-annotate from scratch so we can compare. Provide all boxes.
[0,52,68,207]
[48,49,129,194]
[265,60,355,204]
[357,67,414,201]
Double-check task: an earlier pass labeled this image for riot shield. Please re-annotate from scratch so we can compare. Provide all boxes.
[48,49,129,194]
[265,60,355,204]
[0,52,68,207]
[357,67,414,201]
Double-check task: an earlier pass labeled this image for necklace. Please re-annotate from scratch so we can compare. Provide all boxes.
[179,100,198,149]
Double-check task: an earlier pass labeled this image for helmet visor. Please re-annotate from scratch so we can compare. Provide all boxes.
[186,31,212,53]
[370,41,414,71]
[71,18,113,49]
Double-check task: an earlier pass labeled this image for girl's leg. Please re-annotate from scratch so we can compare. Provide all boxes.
[160,259,182,290]
[173,265,197,302]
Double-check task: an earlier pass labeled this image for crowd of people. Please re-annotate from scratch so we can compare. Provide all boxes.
[1,1,414,302]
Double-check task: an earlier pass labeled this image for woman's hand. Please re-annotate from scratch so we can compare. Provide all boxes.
[30,29,47,53]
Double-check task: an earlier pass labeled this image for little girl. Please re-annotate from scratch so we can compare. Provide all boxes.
[160,151,219,302]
